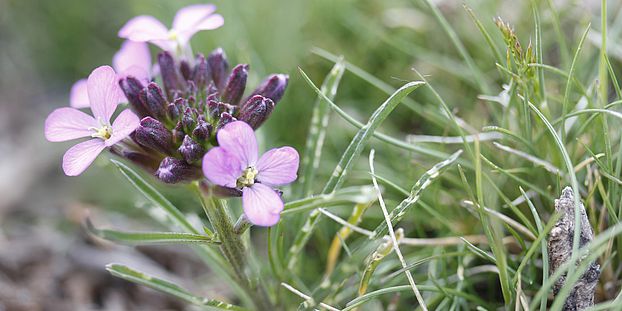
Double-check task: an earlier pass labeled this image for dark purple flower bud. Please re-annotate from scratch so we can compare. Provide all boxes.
[212,186,243,197]
[181,108,197,133]
[155,157,202,184]
[178,135,205,163]
[192,54,210,90]
[172,122,185,145]
[133,117,175,155]
[192,120,212,143]
[217,112,235,129]
[158,51,181,100]
[122,150,161,173]
[180,60,192,81]
[221,64,248,105]
[238,95,275,129]
[208,48,229,91]
[145,82,168,121]
[167,103,180,121]
[186,80,197,95]
[119,77,149,117]
[206,83,219,97]
[248,74,289,104]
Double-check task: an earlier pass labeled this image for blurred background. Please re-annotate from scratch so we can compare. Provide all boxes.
[0,0,616,309]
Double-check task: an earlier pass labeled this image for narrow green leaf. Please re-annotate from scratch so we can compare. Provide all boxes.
[106,264,247,311]
[299,58,346,196]
[86,218,220,245]
[287,71,424,269]
[370,150,462,239]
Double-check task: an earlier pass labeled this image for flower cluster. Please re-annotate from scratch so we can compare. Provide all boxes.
[44,4,298,226]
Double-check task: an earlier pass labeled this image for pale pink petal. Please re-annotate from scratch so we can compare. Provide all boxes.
[87,66,121,123]
[172,4,223,44]
[256,147,299,186]
[202,147,244,188]
[112,40,152,78]
[242,183,283,227]
[216,121,258,167]
[118,65,150,84]
[44,107,97,142]
[62,139,106,176]
[118,15,169,44]
[106,109,140,146]
[70,79,90,108]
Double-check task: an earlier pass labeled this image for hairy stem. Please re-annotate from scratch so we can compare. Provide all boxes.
[196,183,273,311]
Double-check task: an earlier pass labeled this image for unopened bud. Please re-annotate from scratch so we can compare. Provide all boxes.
[172,122,185,145]
[192,120,212,143]
[122,150,161,173]
[248,74,288,104]
[238,95,274,129]
[217,112,235,129]
[119,76,149,117]
[155,157,202,184]
[167,103,180,121]
[133,117,174,155]
[143,82,168,121]
[192,54,210,90]
[181,108,197,133]
[207,48,229,91]
[221,64,248,105]
[158,51,181,100]
[179,60,192,81]
[178,135,205,163]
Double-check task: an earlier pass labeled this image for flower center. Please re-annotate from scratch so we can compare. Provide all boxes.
[237,166,258,188]
[168,30,178,41]
[90,125,113,140]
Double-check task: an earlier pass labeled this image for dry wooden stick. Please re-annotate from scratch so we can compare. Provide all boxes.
[548,187,600,310]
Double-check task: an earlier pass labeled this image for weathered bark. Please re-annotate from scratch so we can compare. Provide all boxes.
[547,187,600,310]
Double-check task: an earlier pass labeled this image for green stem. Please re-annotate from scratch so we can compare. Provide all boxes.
[195,183,273,311]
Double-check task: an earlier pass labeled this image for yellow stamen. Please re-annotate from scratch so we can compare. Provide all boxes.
[237,166,258,188]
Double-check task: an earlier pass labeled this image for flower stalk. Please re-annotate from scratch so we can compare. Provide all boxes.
[196,182,273,311]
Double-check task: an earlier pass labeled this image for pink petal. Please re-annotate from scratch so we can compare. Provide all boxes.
[242,183,283,227]
[112,40,152,79]
[62,139,106,176]
[202,147,244,188]
[216,121,258,167]
[44,107,97,142]
[87,66,121,123]
[118,15,171,50]
[172,4,223,44]
[256,147,299,186]
[69,79,90,108]
[106,109,140,146]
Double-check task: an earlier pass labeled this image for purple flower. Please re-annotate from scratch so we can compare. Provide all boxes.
[118,4,224,52]
[202,121,299,227]
[70,40,152,108]
[45,66,140,176]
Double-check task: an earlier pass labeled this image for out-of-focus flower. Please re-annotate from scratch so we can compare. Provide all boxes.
[70,40,152,108]
[202,121,299,226]
[118,4,224,52]
[45,66,140,176]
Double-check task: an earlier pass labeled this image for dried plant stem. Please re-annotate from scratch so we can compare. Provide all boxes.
[197,183,273,311]
[548,187,600,310]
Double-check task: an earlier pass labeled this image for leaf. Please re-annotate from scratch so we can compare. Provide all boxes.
[287,71,424,269]
[369,150,462,239]
[299,58,346,197]
[86,218,220,245]
[106,264,247,311]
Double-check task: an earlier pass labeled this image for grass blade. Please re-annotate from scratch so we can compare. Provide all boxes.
[106,264,247,310]
[287,69,424,269]
[86,218,219,245]
[370,150,462,239]
[299,58,346,197]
